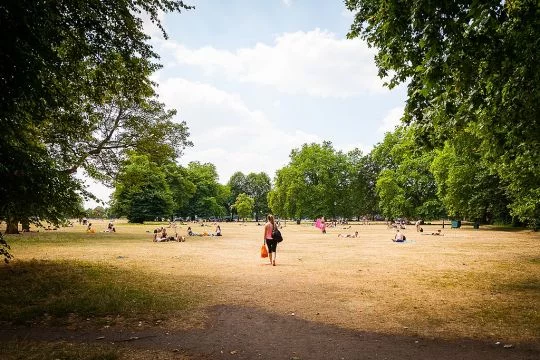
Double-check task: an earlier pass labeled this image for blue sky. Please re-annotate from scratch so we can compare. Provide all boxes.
[85,0,407,207]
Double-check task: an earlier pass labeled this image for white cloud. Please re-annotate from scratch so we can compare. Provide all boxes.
[155,77,320,182]
[282,0,292,7]
[377,106,404,134]
[160,29,383,98]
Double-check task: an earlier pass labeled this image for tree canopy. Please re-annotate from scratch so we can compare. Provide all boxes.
[269,142,376,220]
[181,162,228,220]
[110,154,174,223]
[0,0,193,233]
[372,127,444,220]
[227,172,271,221]
[346,0,540,226]
[233,193,255,222]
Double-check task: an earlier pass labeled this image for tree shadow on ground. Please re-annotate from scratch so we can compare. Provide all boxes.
[1,305,538,360]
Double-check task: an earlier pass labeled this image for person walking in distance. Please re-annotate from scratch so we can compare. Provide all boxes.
[264,214,278,266]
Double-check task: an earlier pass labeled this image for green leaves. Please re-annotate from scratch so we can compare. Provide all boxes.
[0,1,193,229]
[233,193,255,221]
[347,0,540,226]
[372,127,444,220]
[269,142,375,220]
[110,154,173,222]
[0,234,13,264]
[181,162,226,219]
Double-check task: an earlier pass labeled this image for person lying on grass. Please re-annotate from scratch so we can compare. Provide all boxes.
[186,226,210,236]
[338,231,358,238]
[420,229,444,236]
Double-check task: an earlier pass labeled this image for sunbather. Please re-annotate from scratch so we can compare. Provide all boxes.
[392,230,406,242]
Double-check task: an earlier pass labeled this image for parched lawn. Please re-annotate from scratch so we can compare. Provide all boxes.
[1,220,539,357]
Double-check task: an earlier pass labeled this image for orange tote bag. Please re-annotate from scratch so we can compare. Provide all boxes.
[261,244,268,258]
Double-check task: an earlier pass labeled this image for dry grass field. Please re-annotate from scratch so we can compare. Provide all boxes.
[1,220,539,358]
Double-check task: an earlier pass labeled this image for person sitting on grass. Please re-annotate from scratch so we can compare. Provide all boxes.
[153,228,167,242]
[106,222,116,232]
[162,228,177,241]
[86,223,95,233]
[415,219,423,232]
[154,229,167,242]
[392,230,406,242]
[213,225,222,236]
[175,233,186,242]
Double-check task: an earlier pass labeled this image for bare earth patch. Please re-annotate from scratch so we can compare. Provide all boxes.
[1,220,539,358]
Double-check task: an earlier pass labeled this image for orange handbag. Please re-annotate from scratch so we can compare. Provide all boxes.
[261,244,268,258]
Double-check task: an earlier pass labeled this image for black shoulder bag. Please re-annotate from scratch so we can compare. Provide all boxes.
[272,224,283,242]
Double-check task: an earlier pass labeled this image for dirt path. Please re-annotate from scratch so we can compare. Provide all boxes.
[1,305,538,359]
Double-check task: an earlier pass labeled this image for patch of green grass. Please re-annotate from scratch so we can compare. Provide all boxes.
[503,278,540,291]
[0,341,120,360]
[4,231,141,246]
[475,299,540,341]
[422,267,540,341]
[0,259,202,324]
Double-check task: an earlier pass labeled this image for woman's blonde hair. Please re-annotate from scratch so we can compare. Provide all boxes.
[267,214,275,225]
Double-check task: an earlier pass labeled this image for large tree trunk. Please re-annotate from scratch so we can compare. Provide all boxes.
[5,217,19,234]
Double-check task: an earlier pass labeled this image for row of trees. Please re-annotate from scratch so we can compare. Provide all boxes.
[107,152,272,223]
[109,154,227,222]
[105,126,520,225]
[265,130,516,224]
[102,123,532,225]
[2,0,537,240]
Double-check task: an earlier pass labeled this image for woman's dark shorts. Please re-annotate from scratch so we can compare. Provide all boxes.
[265,239,278,253]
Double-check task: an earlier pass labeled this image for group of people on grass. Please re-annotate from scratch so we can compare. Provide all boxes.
[392,219,444,242]
[186,225,221,237]
[153,227,185,242]
[85,222,115,234]
[148,213,445,265]
[152,224,222,242]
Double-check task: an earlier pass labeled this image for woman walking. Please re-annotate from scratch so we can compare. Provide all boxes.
[264,214,278,266]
